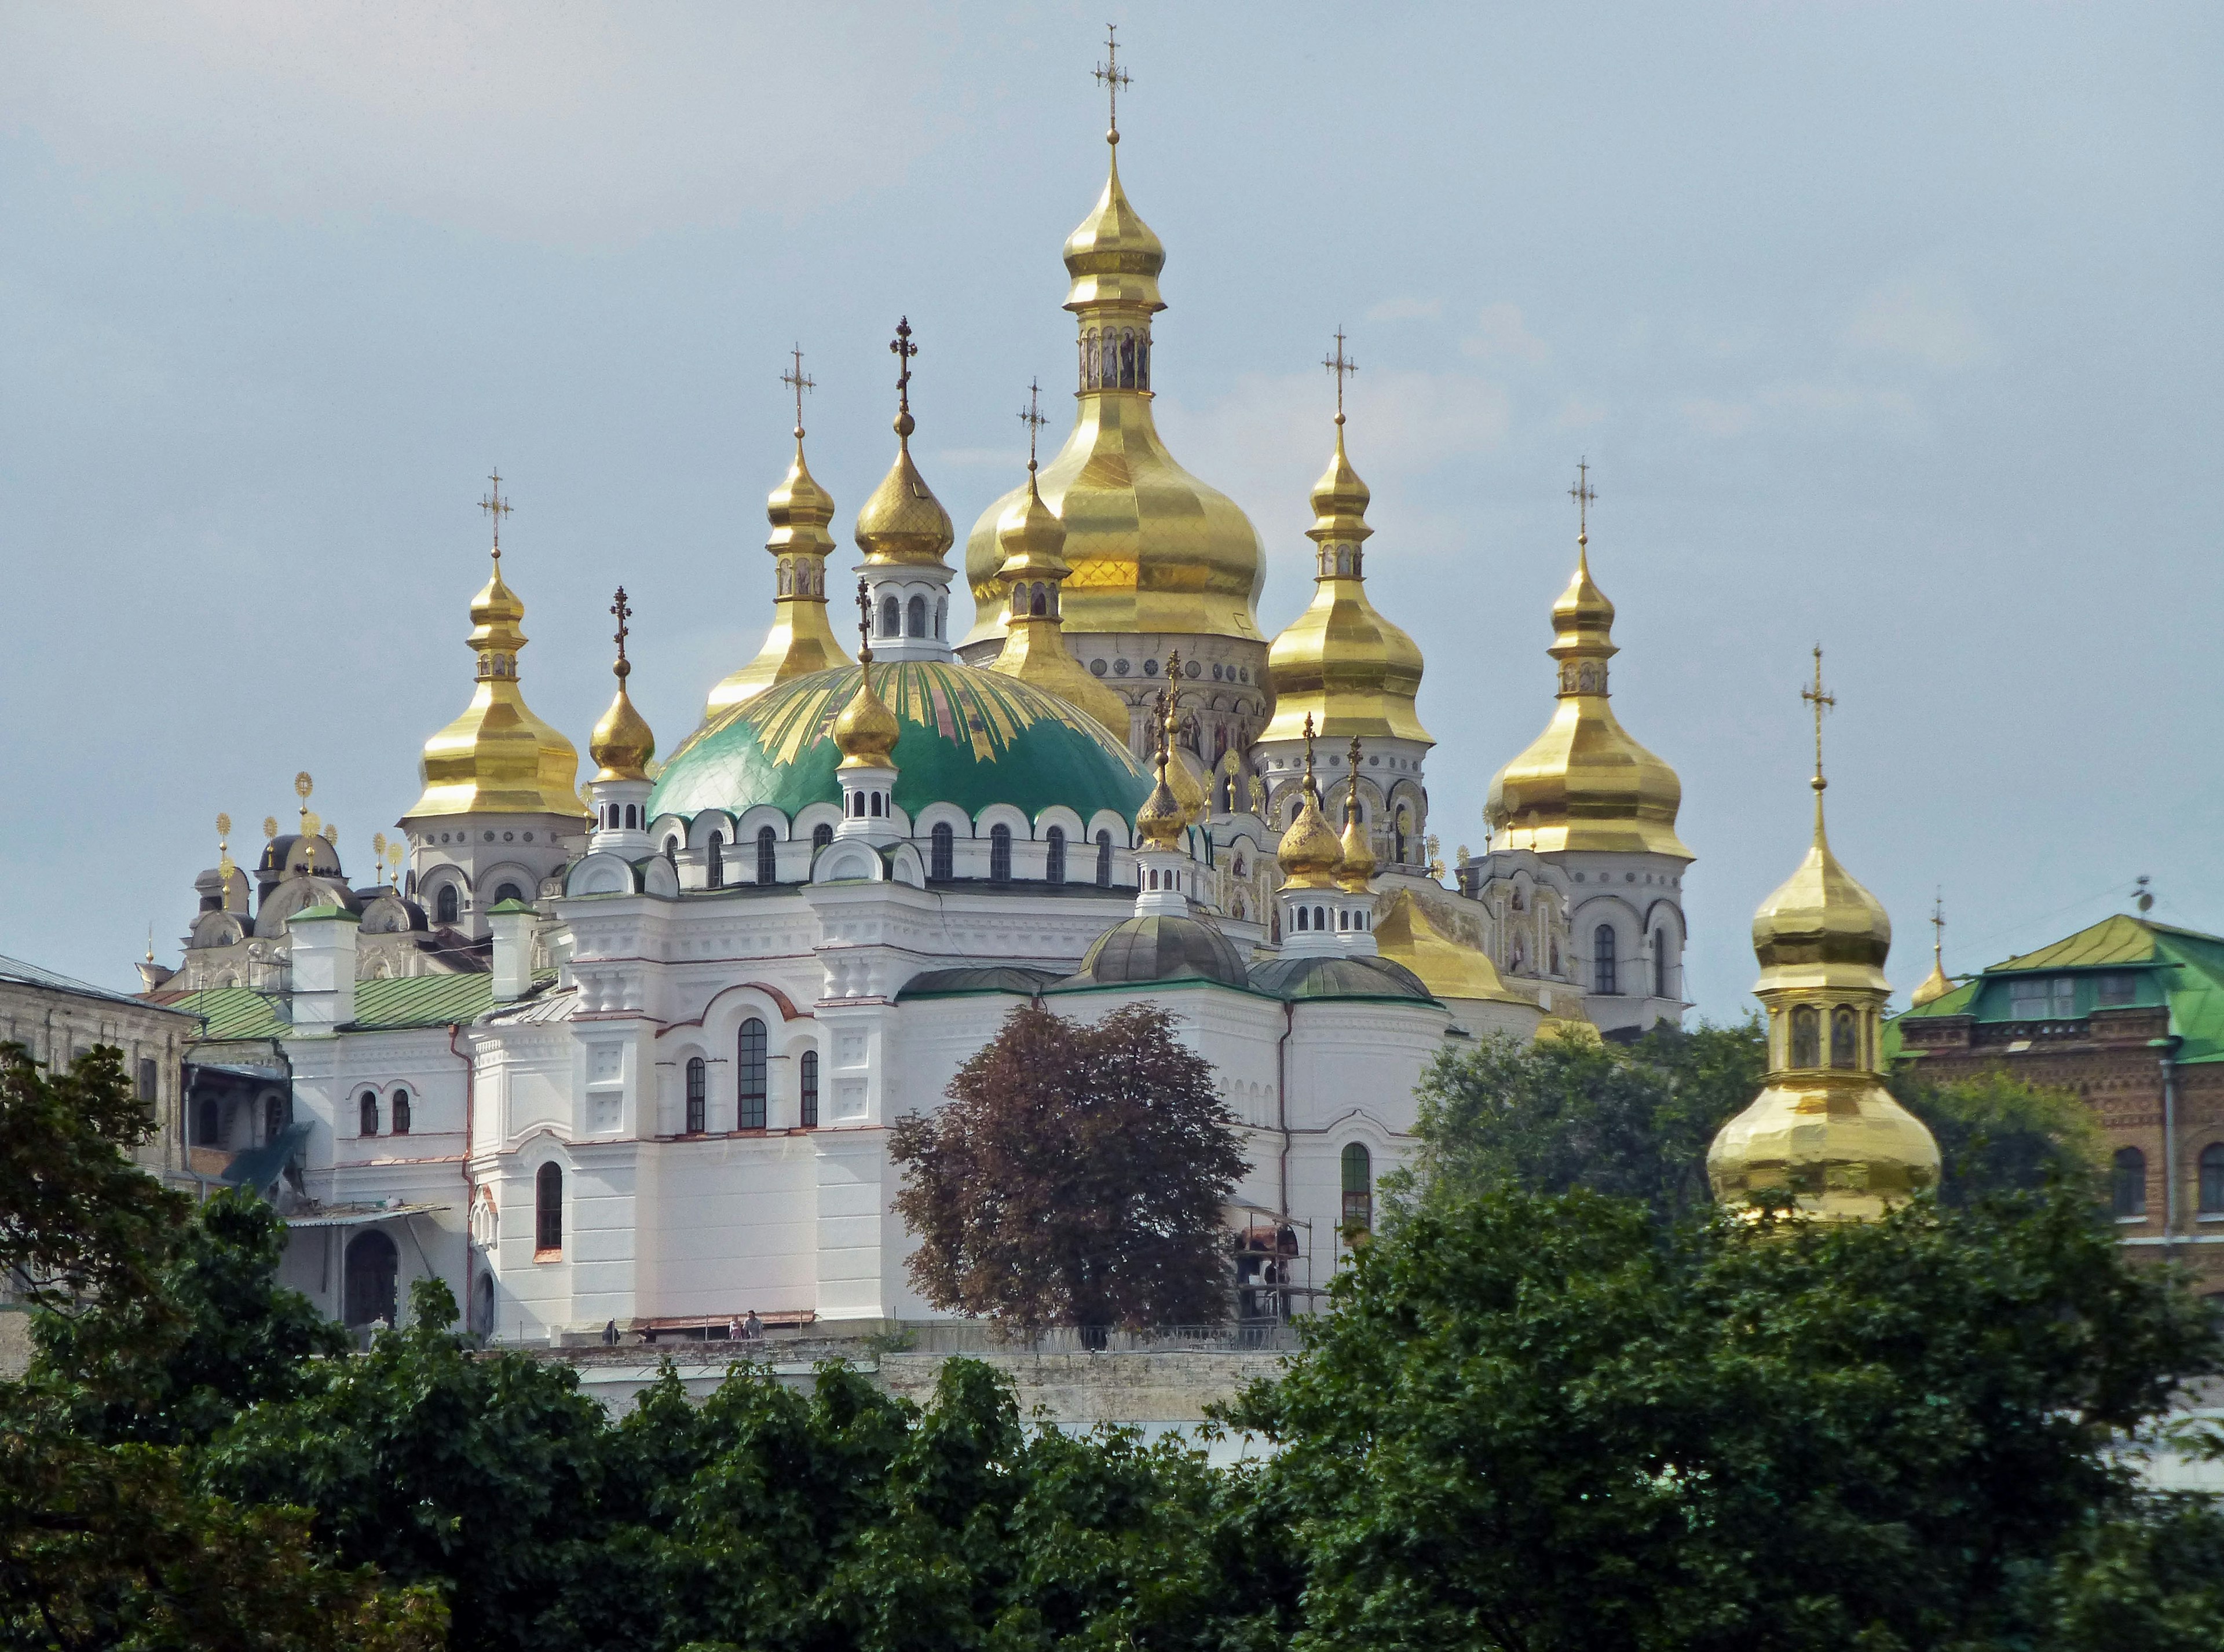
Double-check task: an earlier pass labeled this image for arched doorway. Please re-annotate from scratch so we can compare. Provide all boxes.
[343,1230,400,1327]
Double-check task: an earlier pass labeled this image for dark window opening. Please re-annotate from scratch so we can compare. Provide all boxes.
[359,1089,379,1137]
[813,823,833,852]
[800,1049,820,1129]
[706,836,723,888]
[1653,929,1670,999]
[436,885,460,925]
[1593,925,1618,995]
[931,822,954,881]
[1096,830,1113,887]
[737,1018,767,1130]
[2201,1144,2224,1215]
[1341,1142,1373,1233]
[343,1230,399,1327]
[1045,826,1066,885]
[195,1096,222,1146]
[392,1087,412,1135]
[137,1057,158,1102]
[989,824,1012,884]
[535,1162,564,1254]
[906,594,927,637]
[685,1057,706,1134]
[756,826,777,885]
[493,882,523,905]
[2112,1146,2146,1219]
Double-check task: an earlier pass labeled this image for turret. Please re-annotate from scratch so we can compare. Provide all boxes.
[854,318,956,664]
[586,587,657,856]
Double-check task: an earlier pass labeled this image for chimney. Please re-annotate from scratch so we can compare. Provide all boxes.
[287,906,360,1032]
[488,899,537,1003]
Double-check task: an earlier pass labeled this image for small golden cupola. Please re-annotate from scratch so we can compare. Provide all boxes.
[1707,651,1939,1222]
[855,318,959,664]
[404,474,586,824]
[1486,466,1689,860]
[586,587,659,854]
[1910,893,1955,1008]
[1336,737,1380,893]
[1276,718,1345,891]
[705,349,854,720]
[1261,340,1431,751]
[986,382,1132,738]
[1153,651,1210,826]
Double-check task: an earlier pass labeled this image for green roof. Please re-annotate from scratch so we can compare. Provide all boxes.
[163,972,547,1041]
[1891,914,2224,1064]
[648,661,1151,827]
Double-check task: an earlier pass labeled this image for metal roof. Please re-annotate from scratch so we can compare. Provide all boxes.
[0,952,195,1015]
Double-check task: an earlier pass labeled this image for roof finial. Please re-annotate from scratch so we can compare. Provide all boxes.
[1802,644,1835,838]
[888,316,919,442]
[854,576,874,667]
[1019,377,1047,475]
[610,586,632,680]
[1322,327,1357,426]
[294,770,313,832]
[782,344,815,439]
[1568,456,1595,552]
[1302,713,1318,795]
[1094,22,1131,145]
[480,468,513,561]
[1931,888,1945,968]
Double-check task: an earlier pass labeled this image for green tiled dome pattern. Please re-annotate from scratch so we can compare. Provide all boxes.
[648,661,1153,826]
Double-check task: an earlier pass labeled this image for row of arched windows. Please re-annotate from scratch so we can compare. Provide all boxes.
[1291,903,1369,933]
[877,593,948,640]
[1078,325,1150,391]
[2111,1144,2224,1220]
[1009,580,1058,618]
[678,1021,819,1135]
[774,557,825,598]
[1590,925,1678,998]
[1787,1003,1867,1071]
[359,1086,411,1137]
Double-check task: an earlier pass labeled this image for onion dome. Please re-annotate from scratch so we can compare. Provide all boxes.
[1752,808,1893,986]
[1261,416,1432,746]
[1154,657,1209,826]
[1372,890,1535,1007]
[704,415,853,720]
[832,653,900,771]
[404,543,586,821]
[1135,741,1187,852]
[1486,528,1688,859]
[986,464,1131,737]
[590,591,656,784]
[1064,912,1249,990]
[648,659,1150,826]
[855,415,953,569]
[960,137,1264,654]
[1909,896,1954,1008]
[1336,738,1379,892]
[1276,721,1345,889]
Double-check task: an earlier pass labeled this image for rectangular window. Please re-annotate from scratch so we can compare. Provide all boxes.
[137,1057,158,1102]
[737,1019,767,1131]
[2096,973,2137,1007]
[800,1049,819,1129]
[2009,976,2077,1020]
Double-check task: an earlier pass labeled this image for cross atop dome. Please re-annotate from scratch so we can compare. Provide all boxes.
[480,468,513,558]
[1095,22,1131,143]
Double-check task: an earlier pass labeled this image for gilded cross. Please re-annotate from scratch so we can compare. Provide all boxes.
[1018,377,1047,470]
[1322,328,1357,423]
[1568,457,1596,540]
[855,576,873,661]
[781,345,815,435]
[1802,644,1835,787]
[889,318,917,415]
[1094,23,1131,140]
[610,587,632,669]
[1930,889,1946,965]
[480,469,513,556]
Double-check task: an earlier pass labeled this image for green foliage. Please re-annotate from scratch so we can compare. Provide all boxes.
[892,1003,1248,1333]
[1403,1020,1764,1222]
[1892,1067,2106,1206]
[1227,1181,2224,1652]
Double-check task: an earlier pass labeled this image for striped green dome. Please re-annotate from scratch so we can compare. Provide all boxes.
[648,661,1152,826]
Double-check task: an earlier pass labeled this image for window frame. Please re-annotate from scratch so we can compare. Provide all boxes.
[800,1049,820,1129]
[535,1161,564,1257]
[737,1018,768,1131]
[685,1056,707,1134]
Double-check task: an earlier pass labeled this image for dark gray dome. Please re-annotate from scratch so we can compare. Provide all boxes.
[1248,953,1435,1003]
[1062,914,1249,989]
[899,965,1061,999]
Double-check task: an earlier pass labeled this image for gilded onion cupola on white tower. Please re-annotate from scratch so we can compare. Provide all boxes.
[958,43,1269,775]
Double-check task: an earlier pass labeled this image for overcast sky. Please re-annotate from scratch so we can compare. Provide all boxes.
[2,2,2216,1020]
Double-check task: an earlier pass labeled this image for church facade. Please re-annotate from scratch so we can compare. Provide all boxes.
[145,102,1694,1343]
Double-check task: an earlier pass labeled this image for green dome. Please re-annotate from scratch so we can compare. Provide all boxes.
[649,660,1153,826]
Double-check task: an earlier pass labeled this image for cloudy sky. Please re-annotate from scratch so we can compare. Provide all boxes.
[2,2,2215,1019]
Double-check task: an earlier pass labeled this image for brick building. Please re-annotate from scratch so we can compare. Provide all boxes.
[1890,914,2224,1292]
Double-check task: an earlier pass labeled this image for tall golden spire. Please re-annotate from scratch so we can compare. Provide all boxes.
[1134,713,1187,853]
[1486,461,1688,858]
[987,380,1131,736]
[832,578,899,771]
[404,473,585,821]
[1276,716,1345,890]
[1707,653,1938,1221]
[1262,334,1431,747]
[1911,889,1955,1008]
[705,348,854,719]
[590,587,656,783]
[854,318,953,569]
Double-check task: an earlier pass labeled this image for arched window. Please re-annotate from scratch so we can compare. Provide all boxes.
[906,594,927,637]
[359,1089,379,1137]
[737,1018,767,1130]
[705,835,723,888]
[2202,1144,2224,1215]
[262,1094,286,1141]
[800,1049,820,1129]
[1593,925,1618,995]
[935,597,948,637]
[1096,830,1113,887]
[664,835,681,860]
[1790,1005,1821,1069]
[1045,826,1066,885]
[869,791,883,818]
[1830,1006,1859,1069]
[813,823,833,852]
[624,803,638,829]
[535,1162,563,1255]
[1295,906,1308,932]
[685,1057,706,1134]
[391,1087,412,1136]
[880,594,900,637]
[435,885,460,926]
[1313,906,1326,932]
[989,824,1012,884]
[195,1096,221,1145]
[756,826,778,885]
[1341,1143,1373,1233]
[2113,1146,2148,1219]
[493,882,523,906]
[1653,929,1670,998]
[931,822,954,881]
[343,1230,398,1327]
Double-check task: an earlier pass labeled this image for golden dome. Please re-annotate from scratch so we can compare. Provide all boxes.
[1486,533,1690,859]
[1909,895,1954,1008]
[1336,738,1378,892]
[832,653,900,771]
[1276,722,1344,889]
[1751,792,1893,988]
[855,416,953,569]
[590,589,656,784]
[985,466,1133,738]
[960,142,1264,653]
[404,550,587,821]
[1156,654,1208,826]
[704,422,852,720]
[1373,889,1533,1006]
[1261,418,1431,746]
[1135,741,1187,852]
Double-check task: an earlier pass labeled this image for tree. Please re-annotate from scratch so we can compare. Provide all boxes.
[1404,1020,1763,1224]
[891,1003,1246,1335]
[1890,1065,2105,1206]
[1226,1182,2224,1652]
